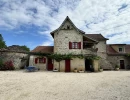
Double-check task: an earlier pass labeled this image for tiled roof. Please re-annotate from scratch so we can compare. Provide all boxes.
[107,45,118,54]
[85,34,108,41]
[107,45,130,55]
[31,46,53,53]
[50,16,85,37]
[125,45,130,53]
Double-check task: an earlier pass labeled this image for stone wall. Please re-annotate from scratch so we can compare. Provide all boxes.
[54,20,83,54]
[0,51,28,69]
[107,55,130,69]
[94,40,113,70]
[96,41,107,59]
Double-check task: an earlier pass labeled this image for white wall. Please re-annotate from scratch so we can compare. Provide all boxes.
[29,55,48,70]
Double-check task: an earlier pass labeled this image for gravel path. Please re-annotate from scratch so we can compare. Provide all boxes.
[0,70,130,100]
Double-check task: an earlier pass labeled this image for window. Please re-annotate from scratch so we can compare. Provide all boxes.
[39,58,46,63]
[67,25,70,29]
[39,58,43,63]
[119,48,123,52]
[72,42,78,49]
[69,42,81,49]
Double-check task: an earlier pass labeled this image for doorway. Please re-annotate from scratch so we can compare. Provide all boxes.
[85,59,93,71]
[120,60,125,69]
[47,58,53,71]
[65,59,70,72]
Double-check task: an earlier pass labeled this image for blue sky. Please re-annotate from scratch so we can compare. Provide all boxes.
[0,0,130,50]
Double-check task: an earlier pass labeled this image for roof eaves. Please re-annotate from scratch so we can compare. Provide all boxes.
[83,34,99,43]
[50,16,85,37]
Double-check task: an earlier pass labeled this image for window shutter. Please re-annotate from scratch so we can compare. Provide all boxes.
[79,42,81,49]
[35,58,38,64]
[43,58,46,63]
[69,42,72,49]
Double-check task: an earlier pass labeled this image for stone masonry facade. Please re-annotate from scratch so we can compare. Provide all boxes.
[31,16,130,71]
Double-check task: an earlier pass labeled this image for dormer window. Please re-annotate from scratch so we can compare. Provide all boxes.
[67,25,70,29]
[119,47,123,52]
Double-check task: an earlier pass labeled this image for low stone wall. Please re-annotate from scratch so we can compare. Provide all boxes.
[0,51,28,69]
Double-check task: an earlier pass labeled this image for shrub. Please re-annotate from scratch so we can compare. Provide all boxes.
[0,59,4,69]
[115,65,119,69]
[100,66,102,69]
[0,60,15,70]
[4,60,15,70]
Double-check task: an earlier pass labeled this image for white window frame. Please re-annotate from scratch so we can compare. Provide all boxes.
[72,42,78,49]
[119,47,123,52]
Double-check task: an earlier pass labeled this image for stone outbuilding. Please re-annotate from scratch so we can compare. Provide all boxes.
[0,45,29,69]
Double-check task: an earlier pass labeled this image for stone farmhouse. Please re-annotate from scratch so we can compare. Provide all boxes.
[29,16,130,72]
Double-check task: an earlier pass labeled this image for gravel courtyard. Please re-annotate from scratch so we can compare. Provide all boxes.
[0,71,130,100]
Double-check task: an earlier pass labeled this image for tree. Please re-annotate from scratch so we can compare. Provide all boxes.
[0,34,7,48]
[21,45,30,52]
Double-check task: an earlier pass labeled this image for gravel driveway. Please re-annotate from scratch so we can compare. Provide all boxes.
[0,70,130,100]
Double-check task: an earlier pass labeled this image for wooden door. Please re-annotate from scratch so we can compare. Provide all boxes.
[48,58,53,71]
[120,60,125,69]
[65,59,70,72]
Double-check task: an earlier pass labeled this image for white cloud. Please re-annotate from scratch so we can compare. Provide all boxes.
[38,31,53,46]
[0,0,130,44]
[41,41,53,46]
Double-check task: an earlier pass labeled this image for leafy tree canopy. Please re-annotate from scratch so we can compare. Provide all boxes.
[0,34,7,49]
[20,45,30,52]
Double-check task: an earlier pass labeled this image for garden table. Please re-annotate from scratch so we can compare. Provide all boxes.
[26,66,38,72]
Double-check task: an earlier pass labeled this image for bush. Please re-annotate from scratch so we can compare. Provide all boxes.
[0,59,4,69]
[0,60,15,70]
[4,61,15,70]
[99,66,102,69]
[115,65,119,69]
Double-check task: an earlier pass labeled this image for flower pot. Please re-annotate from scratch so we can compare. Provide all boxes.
[74,70,77,73]
[79,70,84,73]
[99,69,103,72]
[115,68,119,71]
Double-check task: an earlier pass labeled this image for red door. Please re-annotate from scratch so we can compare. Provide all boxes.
[120,60,125,69]
[65,59,70,72]
[48,59,53,71]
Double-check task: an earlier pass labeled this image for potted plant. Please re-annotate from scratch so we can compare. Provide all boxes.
[79,69,84,73]
[115,65,120,71]
[74,68,77,73]
[53,68,58,72]
[99,66,103,72]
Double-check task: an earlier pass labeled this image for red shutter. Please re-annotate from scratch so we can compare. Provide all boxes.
[79,42,81,49]
[43,58,46,63]
[69,42,72,49]
[35,58,38,64]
